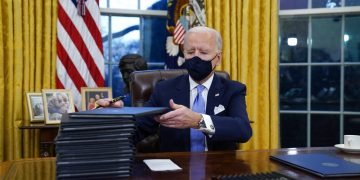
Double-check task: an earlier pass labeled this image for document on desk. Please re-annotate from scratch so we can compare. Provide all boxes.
[143,159,182,172]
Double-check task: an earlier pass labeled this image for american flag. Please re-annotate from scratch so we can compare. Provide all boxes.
[173,16,187,45]
[56,0,104,110]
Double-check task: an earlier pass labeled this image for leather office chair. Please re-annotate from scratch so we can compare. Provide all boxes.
[129,69,230,153]
[129,69,230,107]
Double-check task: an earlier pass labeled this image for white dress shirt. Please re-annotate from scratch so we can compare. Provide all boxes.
[189,74,216,136]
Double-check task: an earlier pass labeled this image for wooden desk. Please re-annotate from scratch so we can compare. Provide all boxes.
[0,147,359,179]
[19,124,59,157]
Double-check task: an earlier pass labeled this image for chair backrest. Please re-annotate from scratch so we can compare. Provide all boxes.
[129,69,230,107]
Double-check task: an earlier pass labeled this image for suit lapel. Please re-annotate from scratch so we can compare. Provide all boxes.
[206,74,224,115]
[173,75,191,150]
[173,75,190,107]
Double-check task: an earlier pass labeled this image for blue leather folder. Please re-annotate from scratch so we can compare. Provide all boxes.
[69,107,169,119]
[270,153,360,178]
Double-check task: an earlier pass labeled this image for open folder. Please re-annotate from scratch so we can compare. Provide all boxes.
[270,153,360,178]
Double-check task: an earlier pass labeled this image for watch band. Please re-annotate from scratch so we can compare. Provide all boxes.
[198,116,206,129]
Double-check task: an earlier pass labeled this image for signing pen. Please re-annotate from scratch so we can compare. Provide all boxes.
[94,95,126,109]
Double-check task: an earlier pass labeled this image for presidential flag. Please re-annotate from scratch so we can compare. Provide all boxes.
[56,0,104,110]
[165,0,206,69]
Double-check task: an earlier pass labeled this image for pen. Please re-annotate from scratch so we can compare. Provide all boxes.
[94,95,126,109]
[110,95,127,103]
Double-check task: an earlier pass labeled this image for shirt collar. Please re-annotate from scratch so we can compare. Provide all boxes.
[189,73,214,91]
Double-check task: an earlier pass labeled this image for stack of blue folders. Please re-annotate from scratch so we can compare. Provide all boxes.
[55,107,168,179]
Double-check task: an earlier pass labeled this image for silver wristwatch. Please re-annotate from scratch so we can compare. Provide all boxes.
[198,116,206,129]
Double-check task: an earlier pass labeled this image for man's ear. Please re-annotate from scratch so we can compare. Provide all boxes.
[215,52,222,66]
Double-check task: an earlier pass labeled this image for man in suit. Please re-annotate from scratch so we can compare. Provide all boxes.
[97,26,252,152]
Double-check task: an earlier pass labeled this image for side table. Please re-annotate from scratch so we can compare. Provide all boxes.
[19,124,59,157]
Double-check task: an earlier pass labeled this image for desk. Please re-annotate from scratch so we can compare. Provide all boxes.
[0,147,359,179]
[19,124,59,157]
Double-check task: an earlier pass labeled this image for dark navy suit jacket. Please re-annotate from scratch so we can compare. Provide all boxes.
[136,74,252,152]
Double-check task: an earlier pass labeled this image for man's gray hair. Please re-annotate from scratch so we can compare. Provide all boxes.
[185,26,223,52]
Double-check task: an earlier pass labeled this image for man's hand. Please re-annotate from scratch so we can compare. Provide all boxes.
[157,99,202,129]
[95,98,124,108]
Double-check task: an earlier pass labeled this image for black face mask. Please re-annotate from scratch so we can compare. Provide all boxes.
[182,55,217,81]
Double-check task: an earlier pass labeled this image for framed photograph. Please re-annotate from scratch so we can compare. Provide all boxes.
[81,87,112,111]
[42,89,75,124]
[26,92,45,122]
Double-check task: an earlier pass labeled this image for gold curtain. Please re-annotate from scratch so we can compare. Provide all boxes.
[0,0,57,161]
[206,0,279,150]
[0,0,279,161]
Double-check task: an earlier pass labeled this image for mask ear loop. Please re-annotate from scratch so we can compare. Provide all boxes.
[210,53,219,71]
[209,53,219,62]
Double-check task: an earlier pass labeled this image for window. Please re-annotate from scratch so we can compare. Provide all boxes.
[280,0,360,9]
[100,0,167,98]
[279,1,360,148]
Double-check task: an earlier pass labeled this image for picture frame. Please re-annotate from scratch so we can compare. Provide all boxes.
[26,92,45,122]
[81,87,113,111]
[42,89,75,124]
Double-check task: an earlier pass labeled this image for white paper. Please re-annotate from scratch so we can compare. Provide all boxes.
[143,159,182,172]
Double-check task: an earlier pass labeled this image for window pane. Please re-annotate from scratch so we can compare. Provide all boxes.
[311,114,340,147]
[99,0,108,8]
[280,66,307,110]
[280,0,307,10]
[311,16,341,63]
[344,115,360,135]
[109,0,138,9]
[344,66,360,111]
[279,17,308,63]
[101,15,109,62]
[280,114,307,148]
[346,0,360,6]
[311,66,340,111]
[312,0,341,8]
[111,16,140,63]
[344,15,360,62]
[140,0,167,10]
[104,63,110,87]
[142,16,167,69]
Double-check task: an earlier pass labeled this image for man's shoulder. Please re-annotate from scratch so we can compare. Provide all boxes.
[216,75,246,90]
